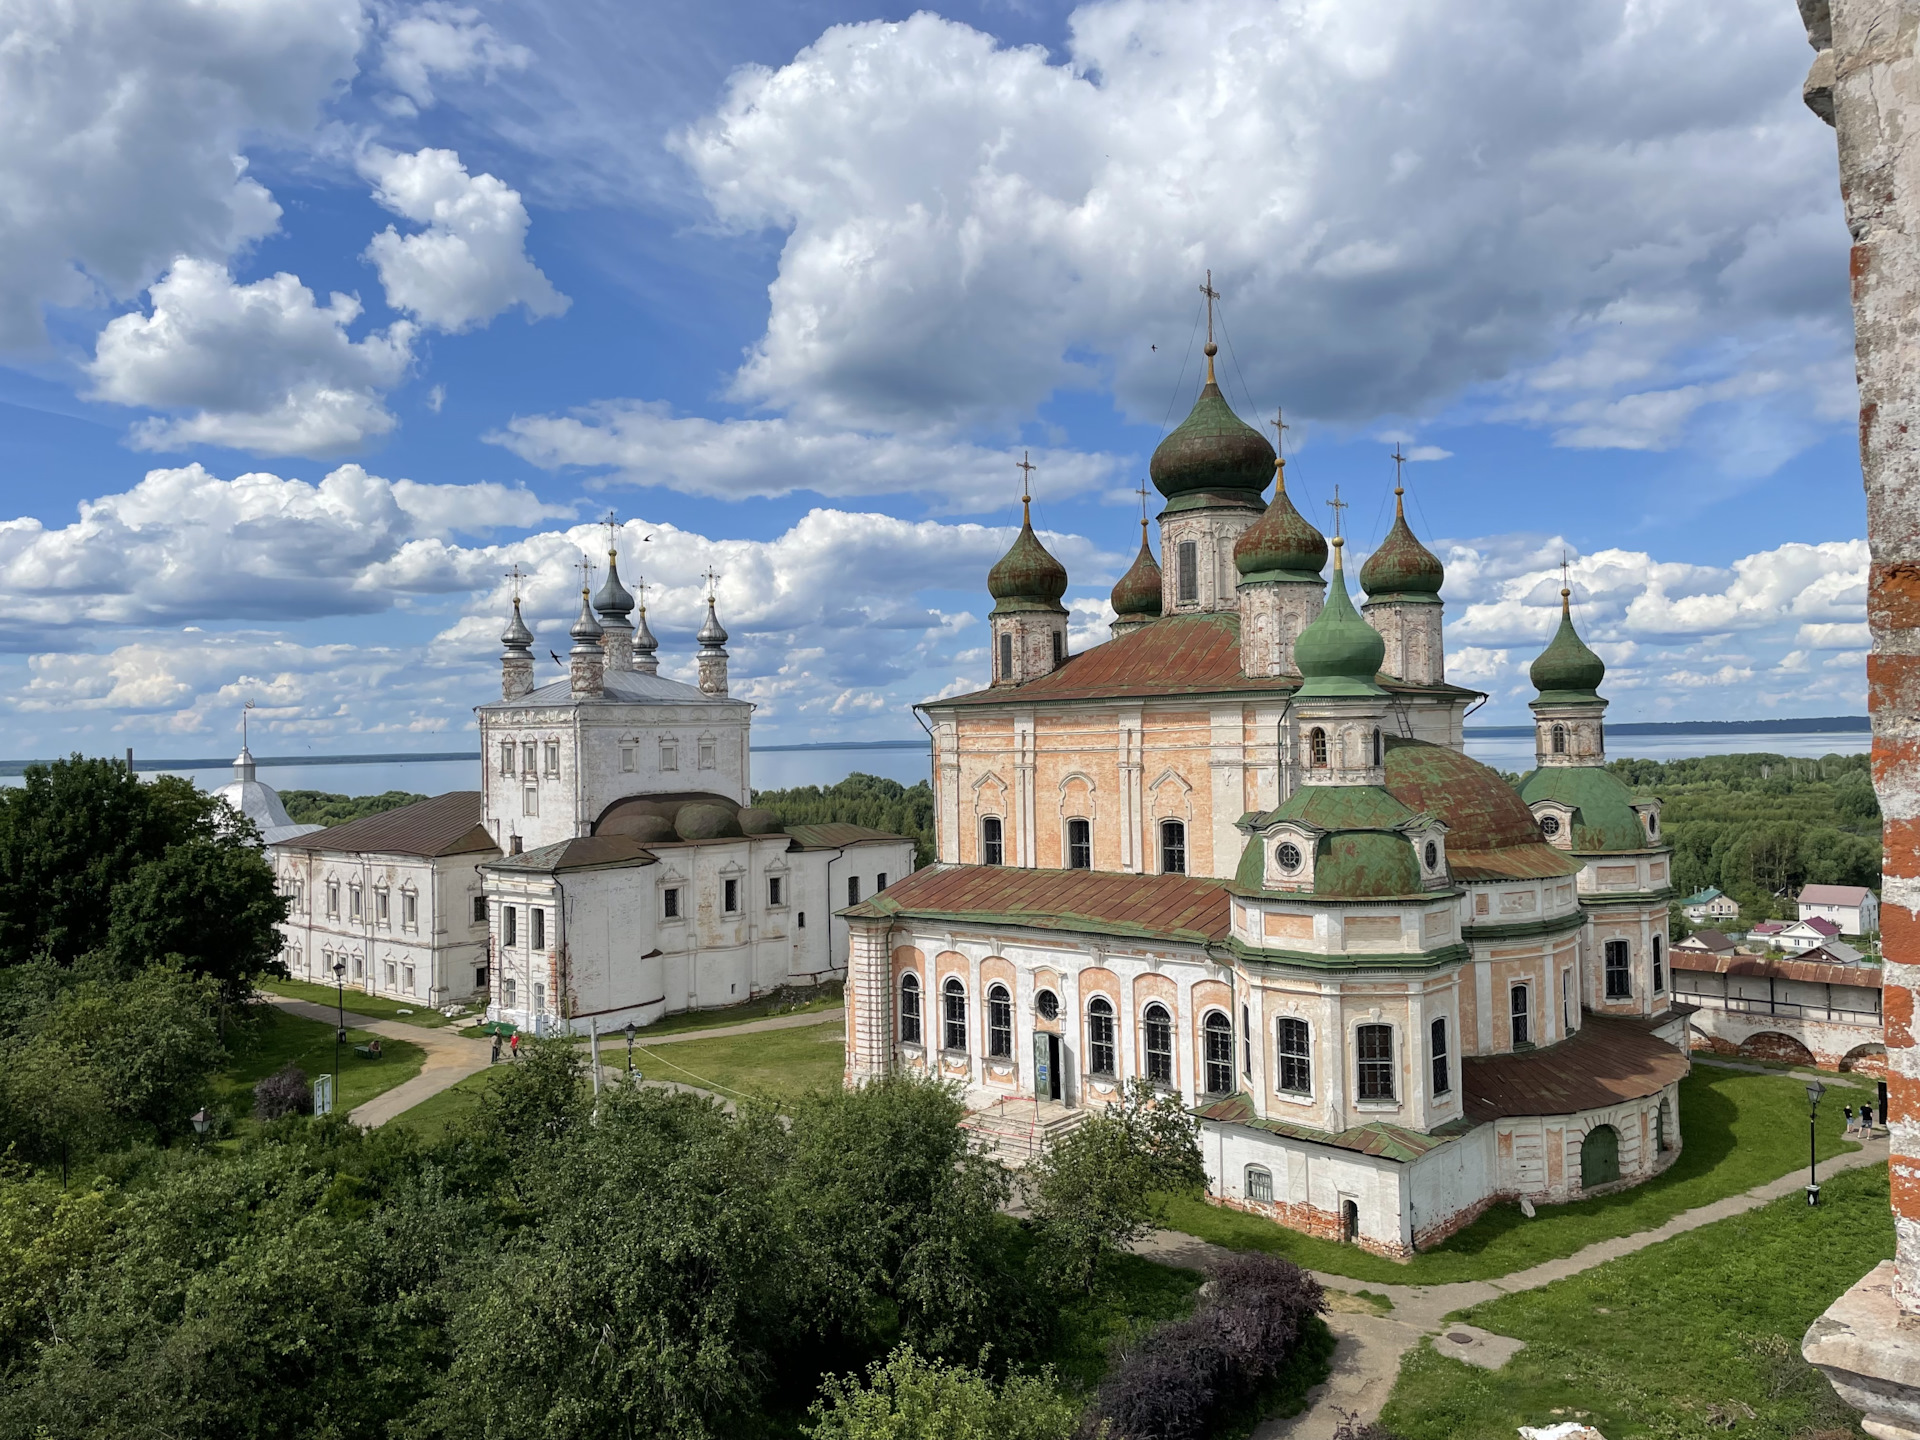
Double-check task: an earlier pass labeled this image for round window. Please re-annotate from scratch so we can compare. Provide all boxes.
[1036,989,1059,1020]
[1648,814,1659,837]
[1539,815,1561,838]
[1276,841,1303,873]
[1424,840,1439,869]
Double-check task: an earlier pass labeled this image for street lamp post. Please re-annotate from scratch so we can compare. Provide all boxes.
[191,1108,209,1142]
[1807,1079,1827,1206]
[624,1021,637,1075]
[333,959,348,1099]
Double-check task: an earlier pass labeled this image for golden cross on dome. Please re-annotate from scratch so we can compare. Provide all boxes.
[1325,484,1348,539]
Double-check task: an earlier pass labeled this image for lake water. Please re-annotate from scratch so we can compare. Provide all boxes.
[2,731,1868,798]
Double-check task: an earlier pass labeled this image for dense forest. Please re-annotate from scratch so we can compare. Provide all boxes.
[753,773,937,868]
[1605,752,1881,922]
[280,789,429,828]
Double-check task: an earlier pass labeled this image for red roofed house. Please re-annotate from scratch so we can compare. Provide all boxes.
[1777,916,1844,955]
[842,360,1689,1259]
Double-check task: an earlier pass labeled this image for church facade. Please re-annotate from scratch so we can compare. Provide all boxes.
[843,343,1689,1257]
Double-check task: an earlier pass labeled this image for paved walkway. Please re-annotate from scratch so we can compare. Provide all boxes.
[263,996,494,1127]
[1129,1134,1891,1439]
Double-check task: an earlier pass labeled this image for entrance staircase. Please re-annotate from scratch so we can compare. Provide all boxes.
[960,1097,1087,1168]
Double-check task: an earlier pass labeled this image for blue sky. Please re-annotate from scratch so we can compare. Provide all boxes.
[0,0,1869,758]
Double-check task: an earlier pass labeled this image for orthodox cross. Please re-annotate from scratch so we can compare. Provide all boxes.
[1200,269,1220,347]
[604,508,620,555]
[576,552,596,593]
[1266,406,1289,459]
[702,565,722,599]
[1391,446,1407,490]
[1016,450,1036,502]
[1136,480,1150,523]
[1561,548,1571,599]
[504,562,528,602]
[242,698,255,750]
[1325,485,1348,540]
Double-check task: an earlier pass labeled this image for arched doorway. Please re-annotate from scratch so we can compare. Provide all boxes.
[1739,1032,1816,1066]
[1841,1043,1888,1078]
[1581,1125,1620,1190]
[1341,1199,1360,1243]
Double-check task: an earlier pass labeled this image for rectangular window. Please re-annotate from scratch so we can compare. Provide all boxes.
[403,964,415,994]
[1653,934,1666,993]
[349,886,362,920]
[1067,818,1091,869]
[1247,1166,1274,1204]
[352,955,364,981]
[1604,939,1632,999]
[327,882,340,918]
[798,911,806,928]
[768,876,783,907]
[1051,631,1064,665]
[663,887,680,920]
[1242,1004,1253,1077]
[1177,540,1198,603]
[1161,821,1186,875]
[503,977,517,1007]
[476,966,488,990]
[499,742,515,776]
[544,742,560,777]
[1356,1024,1395,1102]
[981,816,1004,866]
[661,741,678,772]
[724,878,739,913]
[402,891,417,927]
[1431,1016,1451,1095]
[522,743,537,775]
[876,872,888,892]
[1510,985,1530,1047]
[384,961,397,989]
[621,745,636,772]
[472,895,486,924]
[698,739,715,769]
[998,632,1013,680]
[375,888,389,924]
[531,907,545,950]
[534,982,546,1013]
[848,876,861,905]
[1277,1017,1311,1094]
[522,786,539,817]
[504,906,517,948]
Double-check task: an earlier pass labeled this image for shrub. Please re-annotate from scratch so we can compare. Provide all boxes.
[806,1345,1079,1440]
[1087,1253,1324,1440]
[253,1063,312,1121]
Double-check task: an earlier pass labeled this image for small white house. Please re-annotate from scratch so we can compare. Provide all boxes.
[1777,916,1845,955]
[1681,887,1740,924]
[1798,884,1881,937]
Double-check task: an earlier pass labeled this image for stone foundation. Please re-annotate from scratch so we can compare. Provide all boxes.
[1211,1193,1414,1260]
[1804,1262,1920,1440]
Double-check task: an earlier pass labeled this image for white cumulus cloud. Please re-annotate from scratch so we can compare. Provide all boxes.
[378,2,530,113]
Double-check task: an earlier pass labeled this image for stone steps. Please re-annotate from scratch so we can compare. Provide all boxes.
[960,1098,1087,1167]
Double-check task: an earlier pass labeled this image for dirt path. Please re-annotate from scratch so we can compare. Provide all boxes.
[263,995,495,1127]
[1128,1134,1891,1438]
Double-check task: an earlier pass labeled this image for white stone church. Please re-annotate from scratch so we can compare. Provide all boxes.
[271,547,914,1033]
[842,341,1690,1256]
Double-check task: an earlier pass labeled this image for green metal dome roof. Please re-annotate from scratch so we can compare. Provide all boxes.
[1359,490,1444,600]
[1234,784,1427,900]
[1149,352,1275,503]
[1519,764,1659,855]
[1110,520,1163,618]
[1234,462,1327,581]
[988,499,1069,615]
[1529,590,1606,701]
[1294,541,1385,696]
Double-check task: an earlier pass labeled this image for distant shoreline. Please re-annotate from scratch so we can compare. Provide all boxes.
[0,718,1870,776]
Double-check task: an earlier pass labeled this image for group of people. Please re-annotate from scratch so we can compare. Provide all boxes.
[1846,1098,1885,1137]
[489,1031,521,1064]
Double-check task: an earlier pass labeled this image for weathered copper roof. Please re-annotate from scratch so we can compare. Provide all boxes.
[784,823,914,850]
[1195,1092,1472,1161]
[1668,949,1883,988]
[1463,1013,1687,1123]
[273,792,496,858]
[847,863,1230,944]
[1382,737,1539,851]
[1447,845,1582,882]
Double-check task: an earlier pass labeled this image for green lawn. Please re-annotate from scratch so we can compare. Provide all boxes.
[606,988,842,1045]
[216,1006,425,1128]
[388,1065,505,1140]
[259,976,454,1027]
[1161,1066,1870,1284]
[630,1020,847,1103]
[1380,1163,1892,1439]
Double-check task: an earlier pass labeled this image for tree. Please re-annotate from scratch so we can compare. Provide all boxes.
[805,1346,1079,1440]
[1024,1079,1206,1293]
[105,836,288,1001]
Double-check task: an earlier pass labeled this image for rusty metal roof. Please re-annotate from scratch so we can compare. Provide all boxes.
[484,834,657,874]
[1194,1092,1473,1161]
[1462,1013,1689,1123]
[783,823,913,850]
[1447,844,1582,882]
[1668,948,1883,988]
[847,863,1231,944]
[923,612,1481,708]
[273,791,496,858]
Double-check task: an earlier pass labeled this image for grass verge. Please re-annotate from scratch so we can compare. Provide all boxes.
[630,1021,847,1104]
[217,1005,425,1130]
[1159,1066,1868,1284]
[259,976,454,1028]
[593,1000,843,1068]
[1379,1162,1893,1439]
[388,1065,505,1140]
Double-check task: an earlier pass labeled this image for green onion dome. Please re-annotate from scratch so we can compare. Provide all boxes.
[1234,458,1327,580]
[1529,588,1606,701]
[1149,347,1275,502]
[1294,539,1385,696]
[988,497,1069,614]
[1110,519,1163,618]
[1359,488,1444,599]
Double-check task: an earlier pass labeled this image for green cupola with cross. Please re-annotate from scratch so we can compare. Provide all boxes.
[1358,451,1449,687]
[1150,271,1274,617]
[987,451,1071,687]
[1235,410,1330,678]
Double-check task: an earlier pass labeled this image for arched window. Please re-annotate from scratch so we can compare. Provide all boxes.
[1652,934,1665,993]
[998,632,1013,679]
[1203,1012,1234,1096]
[942,977,967,1052]
[1245,1165,1274,1203]
[899,973,922,1045]
[1088,996,1116,1075]
[503,976,517,1007]
[1510,984,1530,1047]
[987,983,1013,1058]
[1276,1017,1311,1094]
[1310,727,1329,767]
[1067,818,1092,869]
[1551,723,1567,755]
[981,816,1004,866]
[1160,820,1187,874]
[1355,1023,1395,1101]
[1143,1003,1174,1084]
[1430,1016,1451,1095]
[1372,728,1383,765]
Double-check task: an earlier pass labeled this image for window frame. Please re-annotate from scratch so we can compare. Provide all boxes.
[724,878,739,913]
[1087,995,1116,1076]
[503,905,517,948]
[1276,1016,1311,1095]
[1160,819,1186,875]
[402,890,417,928]
[768,875,784,907]
[1603,939,1632,999]
[942,977,968,1053]
[847,875,861,906]
[1143,1002,1174,1085]
[899,973,923,1045]
[1652,933,1665,993]
[1355,1023,1395,1103]
[1202,1011,1234,1096]
[1177,540,1199,603]
[544,741,560,777]
[1309,727,1328,767]
[981,815,1004,866]
[663,886,681,921]
[1245,1165,1274,1204]
[1510,983,1530,1047]
[1066,817,1092,870]
[1551,723,1567,754]
[1430,1016,1451,1095]
[987,983,1013,1059]
[998,631,1013,679]
[531,906,545,951]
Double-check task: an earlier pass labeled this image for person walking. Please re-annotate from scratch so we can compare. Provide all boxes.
[490,1032,502,1065]
[509,1031,521,1061]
